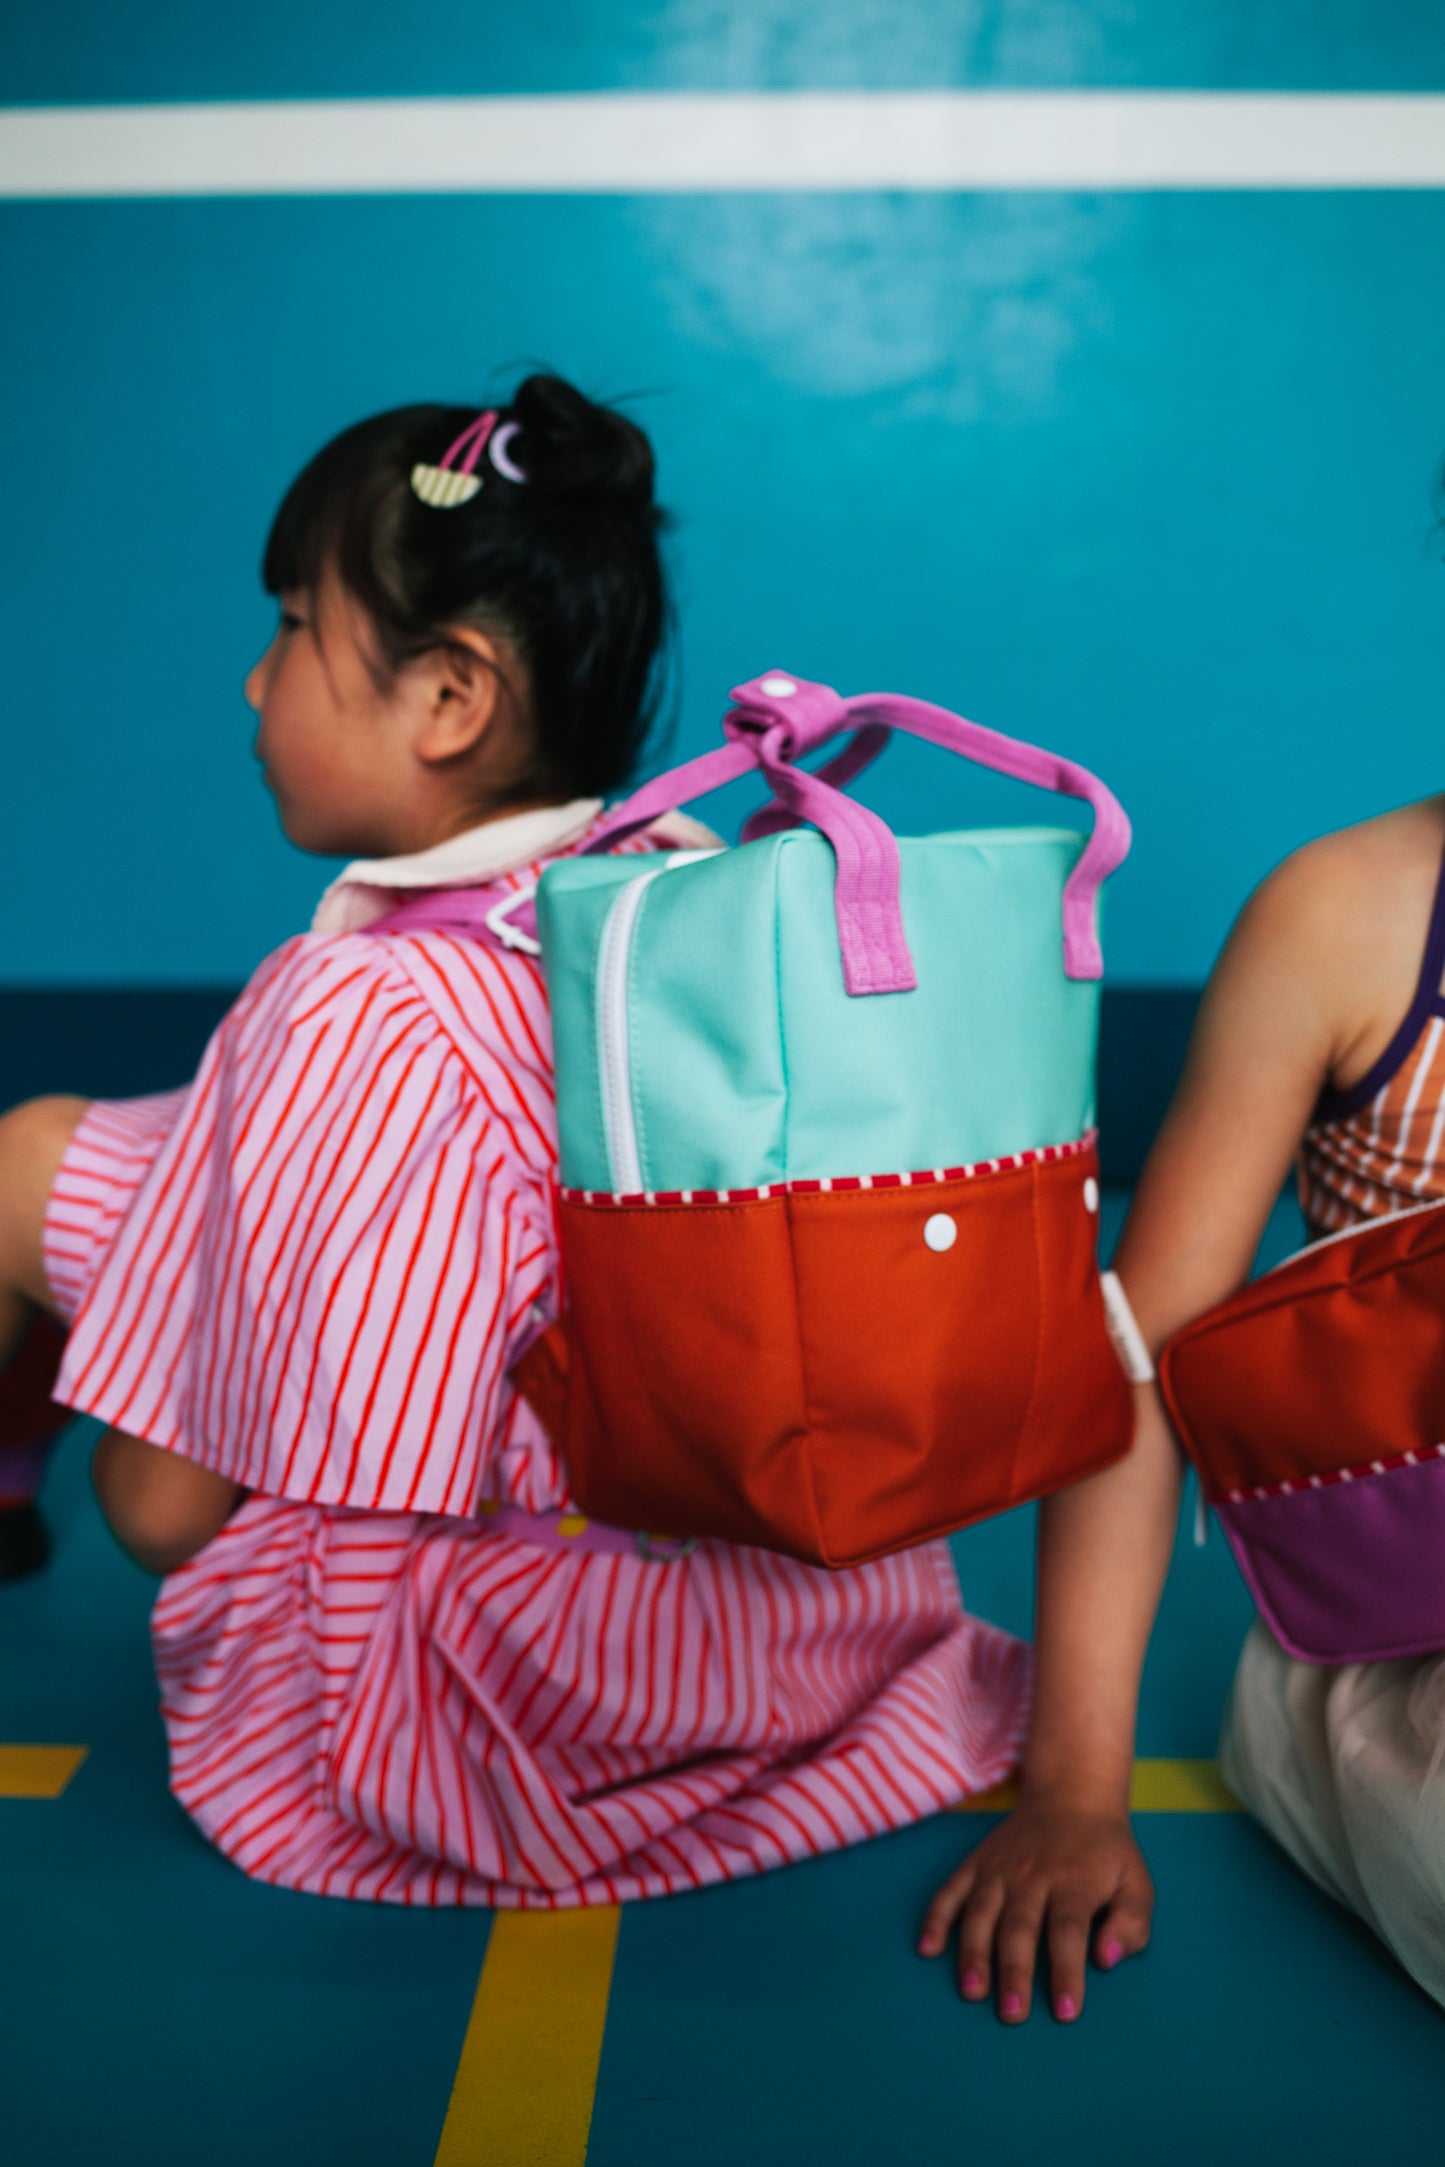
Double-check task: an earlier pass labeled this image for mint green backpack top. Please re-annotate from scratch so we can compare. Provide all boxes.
[539,822,1101,1197]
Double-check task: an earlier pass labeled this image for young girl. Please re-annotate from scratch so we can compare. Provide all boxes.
[0,374,1030,1906]
[921,784,1445,2017]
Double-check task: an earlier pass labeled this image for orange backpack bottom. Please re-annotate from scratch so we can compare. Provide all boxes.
[515,1142,1133,1569]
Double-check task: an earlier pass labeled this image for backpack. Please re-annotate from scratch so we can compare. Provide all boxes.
[1159,1197,1445,1664]
[382,670,1135,1567]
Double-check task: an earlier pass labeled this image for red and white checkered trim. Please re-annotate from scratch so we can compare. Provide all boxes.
[561,1131,1095,1208]
[1214,1439,1445,1507]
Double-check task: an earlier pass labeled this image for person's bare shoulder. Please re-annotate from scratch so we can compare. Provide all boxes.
[1240,797,1445,1090]
[1254,797,1445,957]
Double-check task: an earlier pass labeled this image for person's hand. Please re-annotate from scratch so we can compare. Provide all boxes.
[917,1794,1153,2022]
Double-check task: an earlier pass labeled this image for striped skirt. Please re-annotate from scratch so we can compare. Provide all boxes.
[45,1089,1031,1907]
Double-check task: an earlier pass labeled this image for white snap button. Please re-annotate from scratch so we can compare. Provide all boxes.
[1084,1177,1100,1215]
[759,674,798,697]
[924,1213,957,1253]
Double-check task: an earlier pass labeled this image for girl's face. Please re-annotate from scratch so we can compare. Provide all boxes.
[245,584,423,858]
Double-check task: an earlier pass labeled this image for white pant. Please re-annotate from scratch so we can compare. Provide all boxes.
[1221,1622,1445,2008]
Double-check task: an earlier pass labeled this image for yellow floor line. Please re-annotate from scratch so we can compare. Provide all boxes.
[431,1757,1234,2163]
[434,1904,620,2167]
[957,1756,1238,1813]
[0,1745,89,1798]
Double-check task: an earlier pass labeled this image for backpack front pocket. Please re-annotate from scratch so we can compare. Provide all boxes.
[535,1141,1131,1567]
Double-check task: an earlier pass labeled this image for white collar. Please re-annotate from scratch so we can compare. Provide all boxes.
[312,799,603,934]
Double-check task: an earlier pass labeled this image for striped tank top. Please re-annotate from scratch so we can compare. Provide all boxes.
[1299,843,1445,1234]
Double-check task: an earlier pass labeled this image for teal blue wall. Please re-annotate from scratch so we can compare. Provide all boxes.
[4,5,1444,986]
[8,4,1445,99]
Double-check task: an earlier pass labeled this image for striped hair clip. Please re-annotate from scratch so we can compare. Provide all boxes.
[410,410,527,508]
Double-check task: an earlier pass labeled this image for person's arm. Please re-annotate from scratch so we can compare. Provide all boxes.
[92,1428,243,1574]
[919,842,1353,2021]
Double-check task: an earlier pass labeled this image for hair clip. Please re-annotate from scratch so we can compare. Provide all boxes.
[489,422,526,483]
[411,409,527,508]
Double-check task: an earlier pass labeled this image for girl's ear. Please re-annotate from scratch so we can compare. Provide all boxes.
[412,628,509,765]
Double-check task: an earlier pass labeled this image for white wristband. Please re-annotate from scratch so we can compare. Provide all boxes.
[1101,1270,1156,1385]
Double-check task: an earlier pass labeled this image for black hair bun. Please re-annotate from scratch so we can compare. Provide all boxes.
[507,373,656,513]
[263,375,670,802]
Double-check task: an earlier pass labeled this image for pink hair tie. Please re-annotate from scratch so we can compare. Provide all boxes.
[411,408,527,508]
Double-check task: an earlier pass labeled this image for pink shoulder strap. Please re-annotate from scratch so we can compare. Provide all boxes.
[586,672,1130,995]
[363,883,539,952]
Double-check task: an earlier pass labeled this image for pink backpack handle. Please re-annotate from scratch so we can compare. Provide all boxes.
[587,672,1130,995]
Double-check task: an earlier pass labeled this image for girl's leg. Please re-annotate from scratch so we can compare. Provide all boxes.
[1224,1626,1445,2011]
[0,1096,91,1576]
[0,1097,241,1579]
[1219,1622,1366,1913]
[0,1095,89,1354]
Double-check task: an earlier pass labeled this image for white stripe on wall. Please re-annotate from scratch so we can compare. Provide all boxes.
[3,92,1445,198]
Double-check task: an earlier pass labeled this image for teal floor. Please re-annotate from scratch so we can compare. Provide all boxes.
[3,1194,1442,2164]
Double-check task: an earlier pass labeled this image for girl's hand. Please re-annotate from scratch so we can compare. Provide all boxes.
[917,1796,1153,2022]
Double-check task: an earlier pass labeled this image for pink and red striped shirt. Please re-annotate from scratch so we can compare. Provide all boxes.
[43,801,1030,1905]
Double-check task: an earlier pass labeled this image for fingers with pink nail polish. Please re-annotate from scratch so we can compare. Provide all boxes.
[1094,1875,1152,1975]
[995,1895,1044,2021]
[1045,1901,1091,2027]
[918,1857,980,1972]
[924,1802,1154,2026]
[954,1876,1004,2005]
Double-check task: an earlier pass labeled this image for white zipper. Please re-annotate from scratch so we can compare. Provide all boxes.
[595,851,719,1193]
